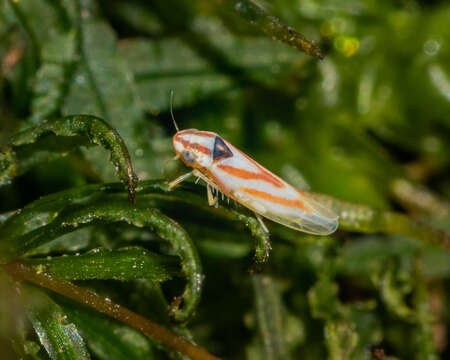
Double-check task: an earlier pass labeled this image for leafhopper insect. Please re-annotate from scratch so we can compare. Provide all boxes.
[167,95,338,235]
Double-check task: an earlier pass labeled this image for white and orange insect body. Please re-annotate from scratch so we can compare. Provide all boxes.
[170,128,339,235]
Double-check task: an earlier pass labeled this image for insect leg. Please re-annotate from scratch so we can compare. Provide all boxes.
[192,169,218,189]
[207,184,219,207]
[254,212,269,234]
[168,171,193,190]
[192,169,222,208]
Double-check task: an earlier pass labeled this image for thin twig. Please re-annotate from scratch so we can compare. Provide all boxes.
[3,262,221,360]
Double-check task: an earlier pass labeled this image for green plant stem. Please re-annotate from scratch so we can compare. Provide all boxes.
[3,262,221,360]
[218,0,324,59]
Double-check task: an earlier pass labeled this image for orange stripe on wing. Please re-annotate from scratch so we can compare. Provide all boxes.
[239,187,312,213]
[230,146,287,187]
[203,168,231,194]
[177,138,211,156]
[217,164,284,188]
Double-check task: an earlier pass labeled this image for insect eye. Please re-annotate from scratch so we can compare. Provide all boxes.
[182,150,195,164]
[213,136,233,160]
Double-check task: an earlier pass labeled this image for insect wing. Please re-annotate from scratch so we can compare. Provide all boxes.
[270,191,338,235]
[211,140,338,235]
[232,185,338,235]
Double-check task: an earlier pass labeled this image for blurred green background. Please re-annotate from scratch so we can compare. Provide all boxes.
[0,0,449,359]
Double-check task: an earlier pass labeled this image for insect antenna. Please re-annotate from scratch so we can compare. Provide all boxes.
[169,89,180,132]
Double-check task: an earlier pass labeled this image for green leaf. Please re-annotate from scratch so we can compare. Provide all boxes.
[219,0,324,59]
[24,247,179,282]
[2,115,138,201]
[25,286,90,360]
[29,31,77,123]
[308,275,344,320]
[231,210,271,262]
[119,38,232,114]
[324,321,359,360]
[251,274,290,360]
[311,193,450,251]
[0,148,17,187]
[57,298,156,360]
[136,181,272,262]
[337,235,450,280]
[0,183,202,322]
[62,3,157,181]
[120,14,306,115]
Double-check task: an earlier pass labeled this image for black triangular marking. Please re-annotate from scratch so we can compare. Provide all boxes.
[213,136,233,161]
